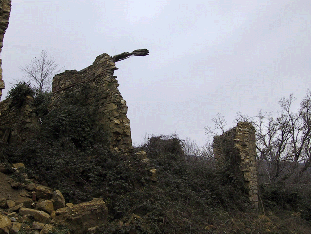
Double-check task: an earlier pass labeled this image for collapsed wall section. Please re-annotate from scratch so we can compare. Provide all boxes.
[213,122,259,209]
[52,53,132,153]
[0,96,39,146]
[0,0,12,100]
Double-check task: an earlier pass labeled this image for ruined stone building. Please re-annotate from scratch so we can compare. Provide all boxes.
[0,0,260,212]
[52,53,133,153]
[213,122,259,209]
[0,0,145,153]
[0,52,136,153]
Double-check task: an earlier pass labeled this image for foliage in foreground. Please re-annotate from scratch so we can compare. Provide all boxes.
[98,135,311,234]
[8,81,35,108]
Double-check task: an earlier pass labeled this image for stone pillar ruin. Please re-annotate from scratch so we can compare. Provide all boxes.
[0,0,12,100]
[52,53,132,153]
[213,122,259,209]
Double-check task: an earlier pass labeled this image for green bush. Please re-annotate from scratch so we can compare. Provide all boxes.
[143,134,184,160]
[8,82,35,108]
[260,184,299,210]
[41,104,101,149]
[95,135,251,233]
[33,91,52,117]
[4,82,148,203]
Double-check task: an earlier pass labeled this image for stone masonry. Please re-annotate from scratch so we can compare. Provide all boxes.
[0,95,38,146]
[0,0,12,100]
[213,122,259,209]
[52,53,132,153]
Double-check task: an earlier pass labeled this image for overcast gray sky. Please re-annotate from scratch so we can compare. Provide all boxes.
[2,0,311,147]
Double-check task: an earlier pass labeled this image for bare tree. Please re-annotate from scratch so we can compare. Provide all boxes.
[182,137,201,156]
[205,113,227,141]
[21,50,60,92]
[205,91,311,183]
[248,111,291,182]
[235,92,311,182]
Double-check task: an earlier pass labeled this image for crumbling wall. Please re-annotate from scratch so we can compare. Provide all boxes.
[52,53,132,153]
[213,122,259,209]
[0,53,133,154]
[0,96,39,146]
[0,0,12,100]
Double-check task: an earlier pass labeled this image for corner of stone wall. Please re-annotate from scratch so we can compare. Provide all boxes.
[213,122,259,210]
[51,53,132,154]
[0,0,12,100]
[0,95,39,146]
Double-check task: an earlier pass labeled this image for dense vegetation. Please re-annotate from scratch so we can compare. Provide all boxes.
[1,83,311,233]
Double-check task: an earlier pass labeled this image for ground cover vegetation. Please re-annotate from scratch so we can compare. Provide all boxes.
[1,82,311,233]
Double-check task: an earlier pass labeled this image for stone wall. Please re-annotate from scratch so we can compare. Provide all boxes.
[213,122,259,209]
[0,0,12,100]
[0,53,133,154]
[52,53,132,153]
[0,96,39,146]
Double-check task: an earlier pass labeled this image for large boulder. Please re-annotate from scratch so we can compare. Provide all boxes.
[19,208,50,223]
[52,190,65,210]
[36,200,54,214]
[35,185,53,200]
[54,198,108,233]
[40,224,54,234]
[10,222,22,234]
[0,214,11,234]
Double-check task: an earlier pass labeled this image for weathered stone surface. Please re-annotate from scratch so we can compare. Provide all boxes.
[21,199,33,209]
[35,185,53,200]
[25,182,36,191]
[0,97,39,146]
[52,53,133,153]
[54,198,108,233]
[12,163,25,170]
[40,224,54,234]
[66,203,73,208]
[19,208,50,223]
[0,0,12,100]
[18,190,31,198]
[52,190,65,210]
[87,226,99,233]
[0,214,11,234]
[213,122,259,209]
[0,52,136,154]
[6,212,16,218]
[32,221,45,230]
[0,199,6,209]
[36,200,54,214]
[10,222,22,234]
[149,169,157,182]
[6,199,14,208]
[8,203,23,212]
[50,211,56,219]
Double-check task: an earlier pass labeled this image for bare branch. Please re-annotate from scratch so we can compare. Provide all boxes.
[21,50,60,92]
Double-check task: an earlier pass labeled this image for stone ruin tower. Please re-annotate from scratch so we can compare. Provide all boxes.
[52,53,133,153]
[0,0,12,100]
[213,122,259,209]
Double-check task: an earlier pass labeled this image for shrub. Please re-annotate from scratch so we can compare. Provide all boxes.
[8,82,35,108]
[143,134,184,160]
[33,91,52,117]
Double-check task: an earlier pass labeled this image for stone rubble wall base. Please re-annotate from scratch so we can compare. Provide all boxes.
[0,169,108,234]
